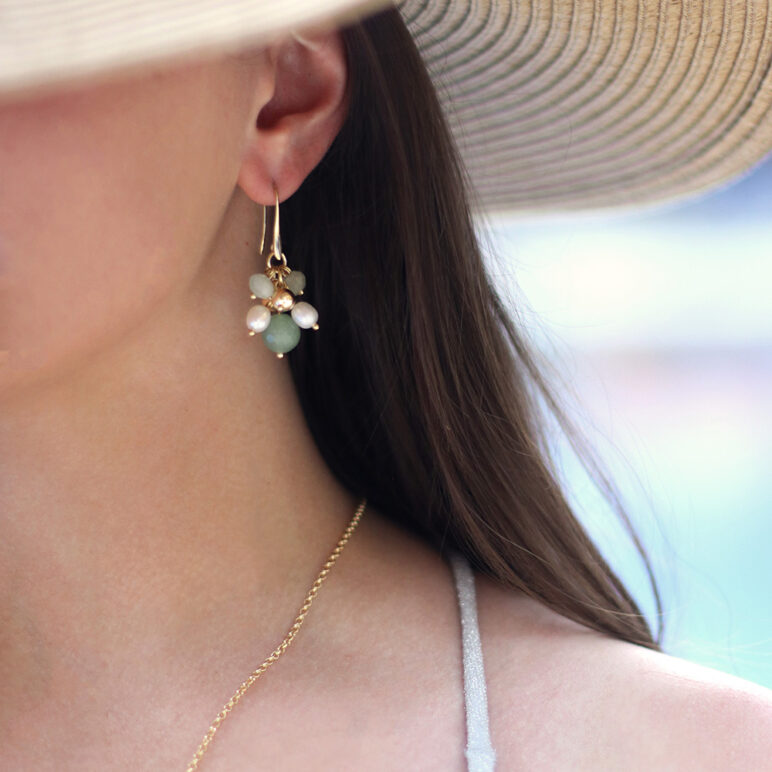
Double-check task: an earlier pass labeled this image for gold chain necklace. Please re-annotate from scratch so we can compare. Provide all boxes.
[184,497,368,771]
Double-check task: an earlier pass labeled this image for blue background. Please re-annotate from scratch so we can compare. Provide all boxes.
[487,157,772,688]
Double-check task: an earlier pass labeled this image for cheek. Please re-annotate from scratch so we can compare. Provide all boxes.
[0,65,240,395]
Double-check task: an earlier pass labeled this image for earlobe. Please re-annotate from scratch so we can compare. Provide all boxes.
[237,29,348,205]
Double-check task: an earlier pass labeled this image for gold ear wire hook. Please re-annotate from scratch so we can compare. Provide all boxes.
[265,184,287,274]
[257,184,279,258]
[259,204,267,256]
[272,185,282,259]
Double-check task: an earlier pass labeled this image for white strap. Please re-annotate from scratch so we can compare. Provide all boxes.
[449,549,497,772]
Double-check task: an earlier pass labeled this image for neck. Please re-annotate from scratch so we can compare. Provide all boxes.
[0,190,365,734]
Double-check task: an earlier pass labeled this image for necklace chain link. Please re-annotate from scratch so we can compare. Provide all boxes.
[184,497,368,771]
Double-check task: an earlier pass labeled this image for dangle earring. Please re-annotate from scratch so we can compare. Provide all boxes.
[245,186,319,357]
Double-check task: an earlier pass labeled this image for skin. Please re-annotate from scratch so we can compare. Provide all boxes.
[0,22,771,772]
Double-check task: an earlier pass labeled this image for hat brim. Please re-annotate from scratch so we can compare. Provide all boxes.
[0,0,390,99]
[2,0,770,214]
[401,0,772,214]
[402,0,772,212]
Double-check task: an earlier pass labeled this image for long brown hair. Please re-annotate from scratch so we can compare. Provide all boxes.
[283,8,662,648]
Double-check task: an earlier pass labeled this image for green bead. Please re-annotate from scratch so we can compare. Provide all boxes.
[285,270,306,295]
[249,273,274,299]
[261,312,301,354]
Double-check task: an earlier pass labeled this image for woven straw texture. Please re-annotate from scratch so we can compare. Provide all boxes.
[1,0,771,212]
[400,0,772,212]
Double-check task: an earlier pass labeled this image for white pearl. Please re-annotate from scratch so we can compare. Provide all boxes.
[291,301,318,329]
[246,303,271,332]
[248,273,274,299]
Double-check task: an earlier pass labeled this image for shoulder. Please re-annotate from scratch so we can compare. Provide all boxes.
[474,571,772,770]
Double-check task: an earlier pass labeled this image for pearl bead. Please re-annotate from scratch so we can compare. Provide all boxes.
[246,304,271,333]
[248,273,274,299]
[285,270,306,295]
[262,313,301,354]
[271,288,295,312]
[291,301,319,329]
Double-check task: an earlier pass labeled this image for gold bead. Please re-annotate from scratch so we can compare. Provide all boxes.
[312,323,319,330]
[271,289,295,312]
[276,353,284,359]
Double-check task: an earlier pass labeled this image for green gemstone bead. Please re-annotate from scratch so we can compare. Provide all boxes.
[261,312,301,354]
[249,273,274,299]
[285,270,306,295]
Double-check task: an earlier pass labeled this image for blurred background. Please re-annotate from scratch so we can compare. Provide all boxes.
[485,156,772,688]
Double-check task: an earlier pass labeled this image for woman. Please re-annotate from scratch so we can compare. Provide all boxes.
[1,0,771,769]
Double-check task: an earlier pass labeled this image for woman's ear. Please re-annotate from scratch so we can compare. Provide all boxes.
[237,28,348,204]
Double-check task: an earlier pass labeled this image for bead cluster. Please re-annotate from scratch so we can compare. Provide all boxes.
[245,190,319,357]
[246,268,318,356]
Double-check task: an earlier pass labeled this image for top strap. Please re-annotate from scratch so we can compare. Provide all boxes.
[448,549,497,772]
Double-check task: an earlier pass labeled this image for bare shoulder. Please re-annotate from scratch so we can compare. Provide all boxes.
[474,571,772,771]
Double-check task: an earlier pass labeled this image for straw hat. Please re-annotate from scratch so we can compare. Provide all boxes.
[1,0,771,214]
